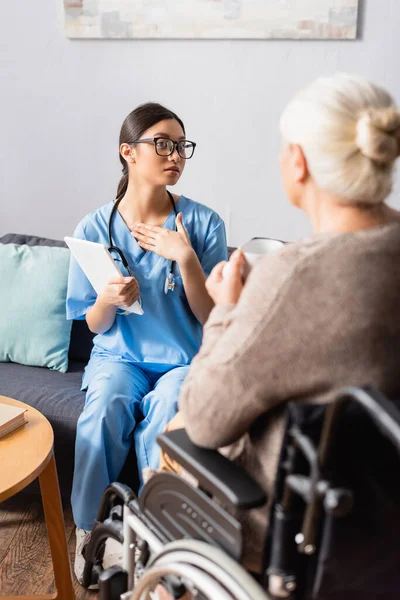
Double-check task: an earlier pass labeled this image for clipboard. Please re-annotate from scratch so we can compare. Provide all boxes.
[64,237,144,315]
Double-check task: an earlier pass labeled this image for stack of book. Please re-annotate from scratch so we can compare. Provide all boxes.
[0,403,27,439]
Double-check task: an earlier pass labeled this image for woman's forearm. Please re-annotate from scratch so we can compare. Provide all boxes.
[178,248,214,325]
[86,297,117,334]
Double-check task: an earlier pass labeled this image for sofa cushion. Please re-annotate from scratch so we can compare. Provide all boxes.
[0,361,85,420]
[69,320,95,363]
[0,243,72,372]
[0,233,94,364]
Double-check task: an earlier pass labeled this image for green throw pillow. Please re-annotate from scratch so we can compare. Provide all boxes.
[0,243,72,372]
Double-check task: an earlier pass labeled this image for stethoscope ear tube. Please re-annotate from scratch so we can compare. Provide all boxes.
[107,244,133,276]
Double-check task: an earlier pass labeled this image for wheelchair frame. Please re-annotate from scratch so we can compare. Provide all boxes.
[81,386,400,600]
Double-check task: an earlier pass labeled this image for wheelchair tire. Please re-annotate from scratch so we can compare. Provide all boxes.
[132,562,234,600]
[130,539,267,600]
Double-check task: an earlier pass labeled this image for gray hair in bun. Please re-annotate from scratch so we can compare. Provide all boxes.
[280,73,400,206]
[356,107,400,164]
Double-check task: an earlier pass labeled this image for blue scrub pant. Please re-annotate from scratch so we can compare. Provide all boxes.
[71,358,189,531]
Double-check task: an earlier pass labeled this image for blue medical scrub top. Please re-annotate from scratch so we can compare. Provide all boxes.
[66,196,227,369]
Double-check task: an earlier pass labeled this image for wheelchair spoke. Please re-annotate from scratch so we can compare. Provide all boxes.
[140,540,266,600]
[130,563,234,600]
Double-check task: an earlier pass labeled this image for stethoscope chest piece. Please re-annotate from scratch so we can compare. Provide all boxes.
[164,272,175,294]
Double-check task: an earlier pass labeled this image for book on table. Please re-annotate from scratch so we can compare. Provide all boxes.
[0,403,27,439]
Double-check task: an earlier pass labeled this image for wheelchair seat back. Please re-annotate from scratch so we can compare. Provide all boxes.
[265,388,400,600]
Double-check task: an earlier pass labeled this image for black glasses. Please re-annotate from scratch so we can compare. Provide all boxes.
[131,137,196,159]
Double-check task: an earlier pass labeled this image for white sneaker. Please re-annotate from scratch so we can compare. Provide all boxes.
[75,528,124,589]
[103,536,123,570]
[74,527,99,590]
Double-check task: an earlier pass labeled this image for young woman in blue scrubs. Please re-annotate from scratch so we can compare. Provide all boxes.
[66,103,227,582]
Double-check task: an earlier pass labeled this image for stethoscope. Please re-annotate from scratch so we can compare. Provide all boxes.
[108,190,179,298]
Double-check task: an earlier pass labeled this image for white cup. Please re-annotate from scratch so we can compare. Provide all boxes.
[241,238,284,278]
[223,238,285,280]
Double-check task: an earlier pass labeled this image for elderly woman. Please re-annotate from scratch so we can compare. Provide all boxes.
[163,73,400,574]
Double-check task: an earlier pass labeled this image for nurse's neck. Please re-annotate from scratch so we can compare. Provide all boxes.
[118,182,172,228]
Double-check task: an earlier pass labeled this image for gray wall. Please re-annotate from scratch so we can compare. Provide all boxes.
[1,0,399,246]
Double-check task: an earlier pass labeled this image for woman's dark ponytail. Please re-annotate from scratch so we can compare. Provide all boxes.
[115,103,185,201]
[116,168,129,202]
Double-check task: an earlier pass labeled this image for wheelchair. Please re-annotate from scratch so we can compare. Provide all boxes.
[81,386,400,599]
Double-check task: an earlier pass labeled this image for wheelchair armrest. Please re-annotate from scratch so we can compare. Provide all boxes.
[156,429,267,509]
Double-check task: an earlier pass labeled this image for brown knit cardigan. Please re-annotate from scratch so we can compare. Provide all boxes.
[179,222,400,571]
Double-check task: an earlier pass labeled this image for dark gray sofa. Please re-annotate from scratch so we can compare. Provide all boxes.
[0,232,233,501]
[0,233,139,500]
[0,320,94,498]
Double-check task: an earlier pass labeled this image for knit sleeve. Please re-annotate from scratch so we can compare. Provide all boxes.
[179,240,323,448]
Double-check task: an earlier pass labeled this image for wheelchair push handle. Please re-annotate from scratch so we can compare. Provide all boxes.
[331,386,400,453]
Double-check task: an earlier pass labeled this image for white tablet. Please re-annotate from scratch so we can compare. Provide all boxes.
[64,237,144,315]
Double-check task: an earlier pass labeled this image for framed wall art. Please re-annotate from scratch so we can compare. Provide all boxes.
[64,0,359,40]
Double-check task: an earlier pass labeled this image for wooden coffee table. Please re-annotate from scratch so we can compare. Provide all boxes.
[0,396,75,600]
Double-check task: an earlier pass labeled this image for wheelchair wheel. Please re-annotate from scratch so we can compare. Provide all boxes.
[130,539,267,600]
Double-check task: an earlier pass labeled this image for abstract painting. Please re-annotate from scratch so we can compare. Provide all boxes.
[64,0,359,40]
